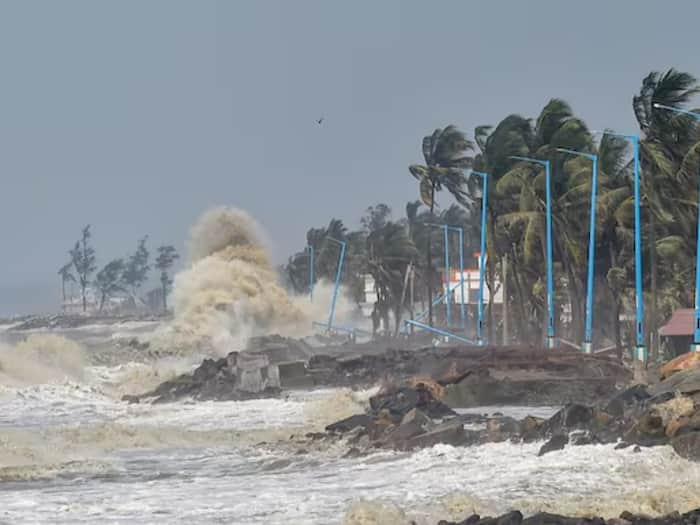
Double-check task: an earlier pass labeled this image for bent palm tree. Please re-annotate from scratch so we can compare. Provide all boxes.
[409,125,473,325]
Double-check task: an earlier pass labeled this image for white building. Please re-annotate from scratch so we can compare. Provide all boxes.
[442,254,503,305]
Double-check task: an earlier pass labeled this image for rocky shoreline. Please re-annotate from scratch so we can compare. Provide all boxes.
[436,508,700,525]
[127,337,629,406]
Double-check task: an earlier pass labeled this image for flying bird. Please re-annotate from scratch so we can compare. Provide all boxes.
[316,117,324,125]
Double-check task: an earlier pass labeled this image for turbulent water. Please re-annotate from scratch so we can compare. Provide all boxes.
[2,324,700,524]
[3,209,700,523]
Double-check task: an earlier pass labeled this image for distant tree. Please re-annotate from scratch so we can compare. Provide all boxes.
[361,203,392,233]
[95,259,126,312]
[123,236,151,298]
[155,245,179,311]
[57,261,75,303]
[70,225,97,312]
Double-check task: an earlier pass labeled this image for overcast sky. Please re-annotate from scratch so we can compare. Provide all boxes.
[1,0,699,315]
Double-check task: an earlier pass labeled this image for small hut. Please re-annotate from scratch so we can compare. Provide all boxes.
[659,308,695,357]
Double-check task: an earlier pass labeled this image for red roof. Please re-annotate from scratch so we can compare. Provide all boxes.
[659,309,695,337]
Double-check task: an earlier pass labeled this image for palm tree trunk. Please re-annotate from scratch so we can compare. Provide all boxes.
[649,213,659,361]
[82,282,87,312]
[608,241,623,360]
[61,279,66,303]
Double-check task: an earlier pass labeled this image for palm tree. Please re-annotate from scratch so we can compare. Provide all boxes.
[58,262,75,305]
[475,99,591,342]
[366,222,418,335]
[409,125,474,325]
[633,69,700,357]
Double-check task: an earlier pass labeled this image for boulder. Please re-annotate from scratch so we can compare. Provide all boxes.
[369,386,455,421]
[660,351,700,379]
[277,361,313,389]
[403,419,465,450]
[651,368,700,399]
[538,434,569,456]
[325,414,372,434]
[671,431,700,461]
[624,412,666,446]
[604,385,650,417]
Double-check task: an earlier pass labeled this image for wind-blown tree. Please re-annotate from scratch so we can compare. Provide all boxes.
[409,125,474,325]
[123,236,151,300]
[70,225,97,312]
[633,68,700,356]
[95,259,126,312]
[473,100,591,342]
[366,221,418,335]
[58,261,75,304]
[155,245,179,311]
[361,203,392,233]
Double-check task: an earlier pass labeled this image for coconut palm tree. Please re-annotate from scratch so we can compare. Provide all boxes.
[633,68,700,357]
[366,221,418,335]
[408,125,474,325]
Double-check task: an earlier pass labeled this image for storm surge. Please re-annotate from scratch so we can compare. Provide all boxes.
[149,206,354,358]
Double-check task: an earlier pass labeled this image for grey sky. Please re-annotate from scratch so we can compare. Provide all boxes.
[1,0,698,315]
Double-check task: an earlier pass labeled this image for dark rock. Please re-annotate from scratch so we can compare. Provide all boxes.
[604,384,650,417]
[369,386,455,421]
[538,434,569,456]
[131,350,281,403]
[121,394,140,404]
[523,512,604,525]
[624,412,666,446]
[403,419,465,450]
[326,414,373,434]
[671,431,700,460]
[633,446,642,453]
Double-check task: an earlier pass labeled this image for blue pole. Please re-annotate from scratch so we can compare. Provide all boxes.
[632,136,646,361]
[544,160,555,348]
[476,171,488,345]
[458,227,465,331]
[556,149,599,353]
[444,224,451,328]
[327,238,346,333]
[510,156,555,348]
[694,160,700,349]
[583,155,598,353]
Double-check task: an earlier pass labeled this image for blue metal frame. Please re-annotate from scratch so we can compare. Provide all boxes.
[597,131,645,361]
[426,223,466,331]
[653,104,700,351]
[404,319,476,344]
[556,148,598,353]
[326,237,346,333]
[445,225,466,330]
[510,156,555,348]
[471,170,489,345]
